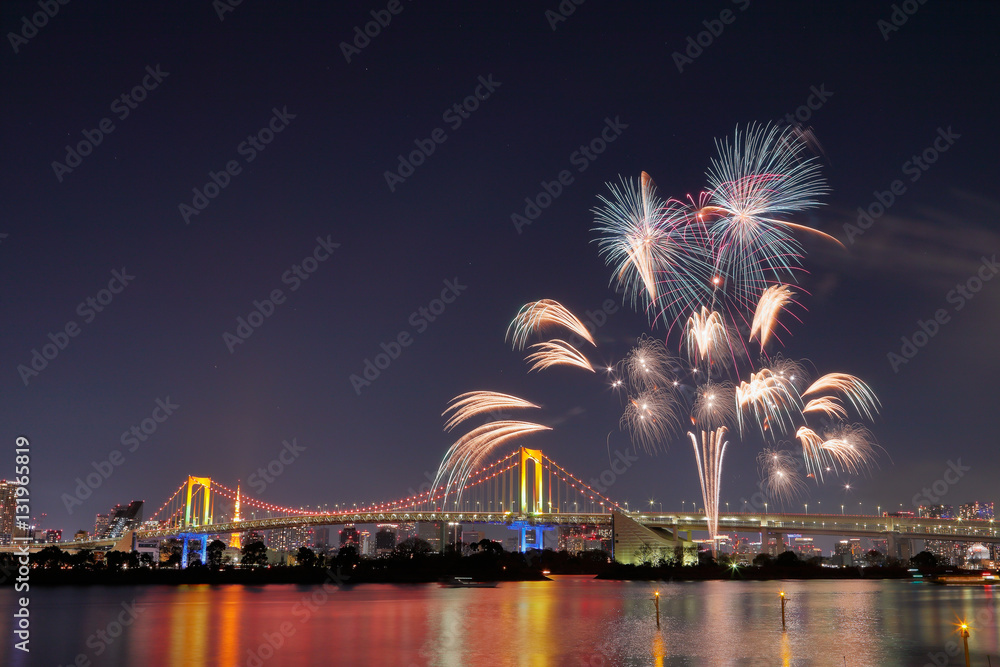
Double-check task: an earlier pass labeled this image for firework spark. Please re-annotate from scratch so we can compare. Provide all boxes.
[750,284,796,350]
[525,339,595,373]
[507,299,596,350]
[624,336,676,390]
[692,382,736,430]
[758,447,808,504]
[442,391,541,432]
[621,389,679,455]
[821,423,879,475]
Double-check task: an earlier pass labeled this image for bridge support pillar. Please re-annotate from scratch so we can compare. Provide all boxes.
[509,521,551,552]
[178,534,208,569]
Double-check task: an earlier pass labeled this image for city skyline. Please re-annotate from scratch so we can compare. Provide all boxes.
[2,2,999,545]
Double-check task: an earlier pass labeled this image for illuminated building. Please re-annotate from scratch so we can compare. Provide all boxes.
[44,529,62,543]
[74,530,89,541]
[959,501,994,521]
[919,504,953,519]
[339,524,361,549]
[375,525,397,556]
[0,480,18,545]
[99,501,143,539]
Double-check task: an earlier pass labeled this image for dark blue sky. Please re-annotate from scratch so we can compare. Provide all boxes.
[2,1,999,535]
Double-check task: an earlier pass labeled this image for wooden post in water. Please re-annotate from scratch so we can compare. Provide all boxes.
[652,591,660,629]
[779,591,787,631]
[960,623,970,667]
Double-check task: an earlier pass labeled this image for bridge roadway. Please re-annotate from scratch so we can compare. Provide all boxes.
[15,510,995,554]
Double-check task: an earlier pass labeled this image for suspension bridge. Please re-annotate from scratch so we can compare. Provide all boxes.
[29,446,1000,564]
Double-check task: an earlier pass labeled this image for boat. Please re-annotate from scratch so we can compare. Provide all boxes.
[441,576,498,588]
[929,571,997,585]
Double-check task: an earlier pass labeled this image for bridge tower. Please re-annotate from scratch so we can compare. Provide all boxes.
[180,476,212,568]
[510,447,551,552]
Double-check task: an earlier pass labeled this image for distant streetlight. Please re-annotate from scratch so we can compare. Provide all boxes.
[841,504,844,515]
[804,503,808,515]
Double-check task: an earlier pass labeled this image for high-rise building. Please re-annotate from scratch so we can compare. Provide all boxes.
[919,504,954,519]
[313,526,330,551]
[0,480,19,545]
[339,524,361,549]
[959,502,994,521]
[94,513,111,538]
[104,501,144,539]
[417,522,443,552]
[375,525,397,556]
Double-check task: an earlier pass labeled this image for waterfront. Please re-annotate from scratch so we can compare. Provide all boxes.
[1,578,997,666]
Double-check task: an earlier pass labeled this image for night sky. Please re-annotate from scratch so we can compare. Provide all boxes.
[3,1,999,536]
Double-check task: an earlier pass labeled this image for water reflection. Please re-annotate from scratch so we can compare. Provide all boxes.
[2,578,998,666]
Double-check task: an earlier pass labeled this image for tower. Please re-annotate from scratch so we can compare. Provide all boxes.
[228,484,242,549]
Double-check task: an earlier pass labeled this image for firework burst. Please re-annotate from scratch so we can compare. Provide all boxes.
[758,447,808,504]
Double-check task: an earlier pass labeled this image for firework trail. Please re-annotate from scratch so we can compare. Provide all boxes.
[795,426,832,482]
[508,299,596,350]
[750,284,797,350]
[526,339,595,373]
[802,396,847,421]
[442,391,541,432]
[803,373,880,420]
[432,420,551,507]
[689,427,728,542]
